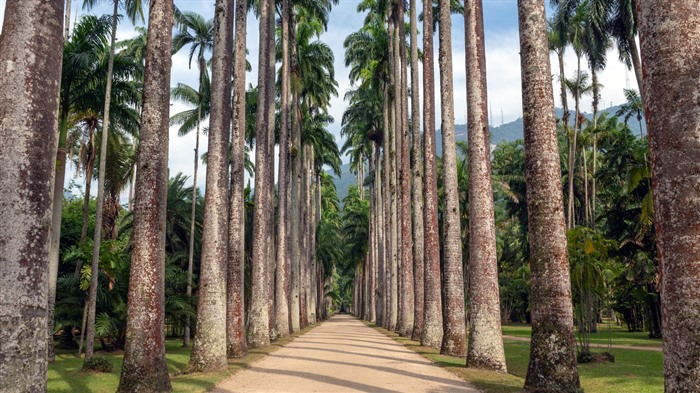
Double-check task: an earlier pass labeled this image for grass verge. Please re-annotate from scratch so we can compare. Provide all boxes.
[48,324,318,393]
[371,323,663,393]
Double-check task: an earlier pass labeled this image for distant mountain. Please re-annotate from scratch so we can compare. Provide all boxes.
[333,105,645,202]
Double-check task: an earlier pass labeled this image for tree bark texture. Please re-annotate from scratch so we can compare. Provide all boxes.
[227,0,249,358]
[187,0,234,372]
[249,0,272,348]
[398,0,415,338]
[438,0,467,358]
[421,0,444,350]
[464,0,507,372]
[117,1,174,390]
[638,2,700,391]
[410,0,425,343]
[85,0,119,363]
[0,0,63,390]
[517,0,581,391]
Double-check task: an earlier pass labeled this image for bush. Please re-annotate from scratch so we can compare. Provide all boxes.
[82,356,113,373]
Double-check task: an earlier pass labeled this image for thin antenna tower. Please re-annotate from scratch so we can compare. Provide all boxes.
[625,68,630,90]
[489,103,493,128]
[501,107,504,126]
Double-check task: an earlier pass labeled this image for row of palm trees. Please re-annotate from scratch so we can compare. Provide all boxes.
[341,0,700,392]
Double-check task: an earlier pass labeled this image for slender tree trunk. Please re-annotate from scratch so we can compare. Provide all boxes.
[409,0,425,342]
[375,142,385,326]
[85,0,119,363]
[265,6,276,339]
[464,0,507,371]
[0,1,63,389]
[184,59,204,348]
[518,0,580,390]
[368,152,376,323]
[437,0,467,357]
[382,77,392,330]
[300,144,309,328]
[590,68,599,227]
[117,2,174,390]
[397,0,415,338]
[392,13,403,334]
[568,56,582,229]
[628,35,643,99]
[249,0,272,348]
[289,13,302,333]
[187,0,235,372]
[64,0,72,39]
[275,0,292,338]
[80,138,94,247]
[227,0,248,358]
[421,0,443,350]
[638,3,700,390]
[389,17,399,332]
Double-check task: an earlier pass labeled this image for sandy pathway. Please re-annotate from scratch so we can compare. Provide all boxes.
[212,315,479,393]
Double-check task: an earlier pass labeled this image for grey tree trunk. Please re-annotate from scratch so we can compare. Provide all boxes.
[64,0,72,39]
[382,79,391,330]
[375,142,385,326]
[117,1,174,390]
[0,1,63,390]
[388,18,399,332]
[409,0,425,342]
[227,0,248,359]
[638,3,700,391]
[265,5,277,339]
[249,0,272,348]
[184,57,204,348]
[438,0,467,358]
[48,144,67,362]
[397,0,414,338]
[187,0,235,372]
[628,35,643,98]
[421,0,443,350]
[464,0,507,372]
[275,0,292,338]
[518,0,580,390]
[85,0,120,363]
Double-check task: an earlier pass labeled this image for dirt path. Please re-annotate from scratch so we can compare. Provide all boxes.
[502,334,663,352]
[213,315,479,392]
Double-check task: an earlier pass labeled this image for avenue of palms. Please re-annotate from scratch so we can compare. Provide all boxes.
[1,0,699,392]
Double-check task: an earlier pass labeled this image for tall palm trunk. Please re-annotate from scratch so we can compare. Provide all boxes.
[64,0,72,39]
[421,0,443,350]
[627,35,643,98]
[382,76,392,330]
[464,0,507,371]
[567,55,582,229]
[265,6,276,338]
[289,14,302,333]
[375,141,385,326]
[368,151,376,323]
[397,0,414,338]
[438,0,467,357]
[275,0,292,338]
[117,1,174,390]
[227,0,248,358]
[386,16,398,332]
[0,0,63,389]
[85,0,119,363]
[518,0,580,390]
[249,0,272,348]
[409,0,425,342]
[187,0,235,372]
[638,3,700,390]
[79,134,94,246]
[184,56,205,348]
[590,68,599,227]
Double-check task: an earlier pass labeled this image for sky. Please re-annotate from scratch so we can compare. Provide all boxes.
[0,0,638,198]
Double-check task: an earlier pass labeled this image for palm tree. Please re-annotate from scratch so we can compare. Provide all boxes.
[171,10,214,348]
[421,0,443,350]
[0,1,63,389]
[409,0,425,343]
[117,0,173,390]
[249,0,274,349]
[48,14,112,361]
[437,0,466,357]
[463,0,507,371]
[397,0,415,339]
[608,0,641,93]
[227,0,249,358]
[81,0,147,365]
[616,88,644,137]
[518,0,580,390]
[637,3,699,390]
[187,0,235,373]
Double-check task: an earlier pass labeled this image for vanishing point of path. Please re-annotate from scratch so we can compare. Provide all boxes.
[213,315,479,393]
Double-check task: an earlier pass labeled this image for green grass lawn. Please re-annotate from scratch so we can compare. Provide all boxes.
[374,324,663,393]
[502,323,662,348]
[48,325,317,393]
